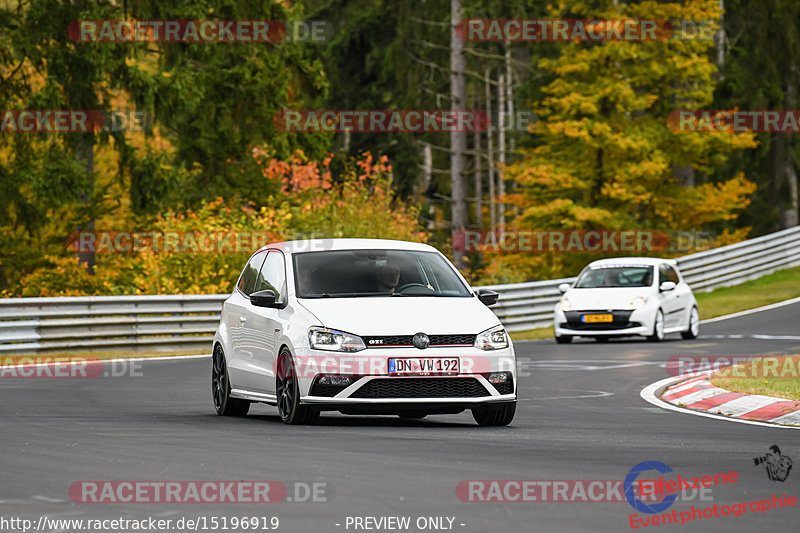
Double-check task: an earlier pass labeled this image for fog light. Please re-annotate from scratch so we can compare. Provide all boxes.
[317,375,354,386]
[486,371,511,384]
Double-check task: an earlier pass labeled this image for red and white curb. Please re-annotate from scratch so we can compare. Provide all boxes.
[641,374,800,430]
[663,373,800,425]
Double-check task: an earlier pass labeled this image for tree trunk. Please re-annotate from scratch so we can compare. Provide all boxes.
[780,69,799,227]
[450,0,468,265]
[485,68,496,229]
[474,118,482,227]
[76,133,95,274]
[422,142,432,192]
[715,0,726,68]
[497,74,506,233]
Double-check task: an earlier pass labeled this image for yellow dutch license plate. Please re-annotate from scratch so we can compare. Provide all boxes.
[582,314,613,323]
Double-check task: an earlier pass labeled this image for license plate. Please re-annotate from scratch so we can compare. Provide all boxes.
[582,314,613,323]
[388,358,460,375]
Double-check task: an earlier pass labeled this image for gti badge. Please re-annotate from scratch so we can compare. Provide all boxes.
[412,332,430,350]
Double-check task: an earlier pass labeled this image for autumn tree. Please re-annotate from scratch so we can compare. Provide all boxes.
[491,0,758,282]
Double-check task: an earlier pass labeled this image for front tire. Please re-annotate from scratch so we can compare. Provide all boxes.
[472,402,516,426]
[212,345,250,416]
[276,349,319,425]
[555,335,573,344]
[681,307,700,339]
[647,309,665,342]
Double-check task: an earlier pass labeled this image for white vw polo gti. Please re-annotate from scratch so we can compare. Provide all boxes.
[553,257,700,343]
[212,239,517,425]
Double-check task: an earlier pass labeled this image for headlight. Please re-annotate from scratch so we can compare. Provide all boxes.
[308,327,366,352]
[474,325,509,351]
[627,296,647,310]
[559,297,573,312]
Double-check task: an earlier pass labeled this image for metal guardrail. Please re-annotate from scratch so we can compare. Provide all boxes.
[1,226,799,351]
[0,295,227,354]
[488,225,800,331]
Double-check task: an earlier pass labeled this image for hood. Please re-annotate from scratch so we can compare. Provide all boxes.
[297,296,501,335]
[563,287,652,311]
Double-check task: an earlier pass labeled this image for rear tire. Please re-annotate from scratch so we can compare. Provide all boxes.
[594,336,610,343]
[555,335,573,344]
[681,307,700,339]
[472,402,516,426]
[647,310,665,342]
[212,345,250,416]
[276,349,319,425]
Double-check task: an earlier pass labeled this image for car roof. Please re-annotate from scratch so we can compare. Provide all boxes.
[257,238,438,254]
[586,257,676,267]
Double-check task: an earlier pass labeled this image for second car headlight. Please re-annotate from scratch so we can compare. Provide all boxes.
[474,325,509,351]
[559,297,573,312]
[308,327,366,352]
[627,296,647,310]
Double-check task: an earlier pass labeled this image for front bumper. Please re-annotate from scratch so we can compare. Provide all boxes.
[554,308,653,337]
[293,345,517,408]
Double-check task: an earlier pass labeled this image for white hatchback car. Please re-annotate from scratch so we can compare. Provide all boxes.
[212,239,517,425]
[553,257,699,343]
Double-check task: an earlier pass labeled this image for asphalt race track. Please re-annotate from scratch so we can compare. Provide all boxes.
[2,302,799,533]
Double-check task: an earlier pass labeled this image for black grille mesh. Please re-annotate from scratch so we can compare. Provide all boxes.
[491,381,514,395]
[430,334,476,345]
[364,334,476,347]
[309,383,347,397]
[350,377,489,398]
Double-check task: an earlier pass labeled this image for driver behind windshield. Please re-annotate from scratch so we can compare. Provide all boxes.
[376,263,401,294]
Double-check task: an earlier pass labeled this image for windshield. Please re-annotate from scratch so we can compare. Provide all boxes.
[574,266,654,288]
[293,249,472,298]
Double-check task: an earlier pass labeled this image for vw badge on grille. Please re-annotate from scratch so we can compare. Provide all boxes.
[412,332,430,350]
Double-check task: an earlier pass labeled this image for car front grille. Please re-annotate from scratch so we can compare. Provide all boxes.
[363,334,476,347]
[563,310,639,330]
[350,377,489,398]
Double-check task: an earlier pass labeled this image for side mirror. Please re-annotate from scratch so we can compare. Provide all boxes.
[250,289,278,308]
[476,288,499,306]
[659,281,676,292]
[558,283,571,294]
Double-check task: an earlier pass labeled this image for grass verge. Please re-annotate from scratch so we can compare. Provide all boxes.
[709,355,800,401]
[694,265,800,320]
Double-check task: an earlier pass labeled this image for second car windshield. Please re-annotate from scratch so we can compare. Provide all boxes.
[293,249,471,298]
[574,266,654,288]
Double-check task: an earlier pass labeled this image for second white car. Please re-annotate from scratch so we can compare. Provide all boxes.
[553,257,699,343]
